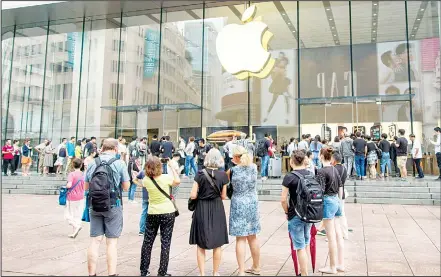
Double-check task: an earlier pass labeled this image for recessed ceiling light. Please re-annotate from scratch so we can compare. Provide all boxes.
[373,30,376,33]
[417,18,421,20]
[326,8,330,11]
[331,26,335,29]
[282,13,286,16]
[373,3,377,5]
[329,18,333,21]
[373,13,377,16]
[420,8,424,11]
[288,22,291,25]
[334,34,336,36]
[373,22,376,25]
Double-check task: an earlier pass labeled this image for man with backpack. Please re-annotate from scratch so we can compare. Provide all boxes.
[84,138,130,276]
[128,136,140,159]
[281,150,323,276]
[256,133,271,181]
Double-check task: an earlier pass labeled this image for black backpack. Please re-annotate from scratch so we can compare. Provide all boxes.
[256,139,267,157]
[89,157,119,212]
[291,171,324,223]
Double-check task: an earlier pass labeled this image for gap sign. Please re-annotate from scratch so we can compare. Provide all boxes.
[144,29,160,78]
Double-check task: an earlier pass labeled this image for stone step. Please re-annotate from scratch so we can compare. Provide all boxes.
[351,197,440,205]
[345,186,440,193]
[351,191,440,200]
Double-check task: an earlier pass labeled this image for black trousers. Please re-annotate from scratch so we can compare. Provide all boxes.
[2,159,15,175]
[413,158,424,178]
[436,152,441,178]
[140,213,175,276]
[14,155,20,171]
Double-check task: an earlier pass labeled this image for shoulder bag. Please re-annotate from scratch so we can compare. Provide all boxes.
[227,168,234,199]
[59,178,83,206]
[149,176,179,217]
[188,169,222,211]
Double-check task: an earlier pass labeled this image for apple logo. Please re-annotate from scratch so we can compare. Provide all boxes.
[216,5,275,80]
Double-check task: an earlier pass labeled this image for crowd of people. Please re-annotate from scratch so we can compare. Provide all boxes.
[2,126,441,276]
[278,127,441,181]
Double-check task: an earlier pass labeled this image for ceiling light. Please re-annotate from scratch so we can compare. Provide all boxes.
[292,30,296,33]
[326,8,330,11]
[288,22,291,25]
[373,30,376,33]
[373,13,377,16]
[417,18,421,20]
[373,22,376,25]
[334,34,336,36]
[373,3,377,6]
[420,8,424,11]
[329,18,333,21]
[282,13,286,16]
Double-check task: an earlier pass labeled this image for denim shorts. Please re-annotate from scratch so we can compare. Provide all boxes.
[323,195,342,220]
[288,216,312,250]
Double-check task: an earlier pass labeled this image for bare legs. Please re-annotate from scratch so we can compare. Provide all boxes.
[196,246,222,276]
[87,236,118,276]
[319,219,344,274]
[236,235,261,276]
[369,164,376,179]
[297,245,310,276]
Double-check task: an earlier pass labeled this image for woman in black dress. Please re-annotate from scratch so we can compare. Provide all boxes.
[189,148,229,276]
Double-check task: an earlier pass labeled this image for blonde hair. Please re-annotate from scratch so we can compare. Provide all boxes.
[233,146,252,166]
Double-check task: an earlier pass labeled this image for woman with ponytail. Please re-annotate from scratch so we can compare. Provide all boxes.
[317,147,345,274]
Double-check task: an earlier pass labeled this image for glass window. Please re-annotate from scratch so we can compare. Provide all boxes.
[204,3,249,132]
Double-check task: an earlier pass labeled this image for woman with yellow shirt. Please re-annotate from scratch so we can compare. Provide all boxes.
[74,140,82,159]
[140,156,180,277]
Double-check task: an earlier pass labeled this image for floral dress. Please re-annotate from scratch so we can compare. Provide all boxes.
[229,164,261,237]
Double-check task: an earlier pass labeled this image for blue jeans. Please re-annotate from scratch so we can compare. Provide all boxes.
[380,152,392,175]
[413,158,424,178]
[261,155,269,177]
[312,157,322,168]
[288,216,312,250]
[355,154,366,177]
[139,200,149,233]
[323,195,342,220]
[185,155,198,176]
[128,182,137,201]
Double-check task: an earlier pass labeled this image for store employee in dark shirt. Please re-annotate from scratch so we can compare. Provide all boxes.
[149,135,161,157]
[394,129,408,181]
[378,133,391,178]
[281,150,312,276]
[352,131,367,180]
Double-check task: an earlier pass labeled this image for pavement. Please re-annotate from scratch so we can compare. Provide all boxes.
[1,194,440,276]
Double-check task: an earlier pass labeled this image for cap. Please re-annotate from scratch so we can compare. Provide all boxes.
[434,127,441,132]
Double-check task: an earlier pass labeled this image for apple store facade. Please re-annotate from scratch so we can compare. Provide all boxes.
[2,1,441,164]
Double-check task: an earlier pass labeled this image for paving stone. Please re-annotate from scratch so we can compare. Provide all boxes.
[2,195,440,276]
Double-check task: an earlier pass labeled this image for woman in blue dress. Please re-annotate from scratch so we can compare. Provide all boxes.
[228,146,261,276]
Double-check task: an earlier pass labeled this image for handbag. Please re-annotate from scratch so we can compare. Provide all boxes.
[82,191,90,222]
[227,168,234,199]
[59,178,82,206]
[149,176,179,217]
[375,143,383,159]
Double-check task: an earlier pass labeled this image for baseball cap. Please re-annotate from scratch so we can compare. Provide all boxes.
[434,127,441,132]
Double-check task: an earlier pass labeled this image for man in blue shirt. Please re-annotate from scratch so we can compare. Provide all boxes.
[134,170,149,236]
[84,138,130,276]
[65,136,75,174]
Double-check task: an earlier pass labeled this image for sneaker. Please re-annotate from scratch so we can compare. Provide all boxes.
[132,200,138,204]
[141,271,151,276]
[400,178,408,182]
[10,172,18,176]
[70,226,82,238]
[261,177,268,181]
[138,232,144,236]
[317,230,327,236]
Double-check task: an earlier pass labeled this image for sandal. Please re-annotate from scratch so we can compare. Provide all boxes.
[245,268,261,275]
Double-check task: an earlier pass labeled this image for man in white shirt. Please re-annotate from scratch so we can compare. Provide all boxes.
[297,135,309,151]
[409,134,424,179]
[223,136,237,169]
[287,137,297,157]
[429,127,441,180]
